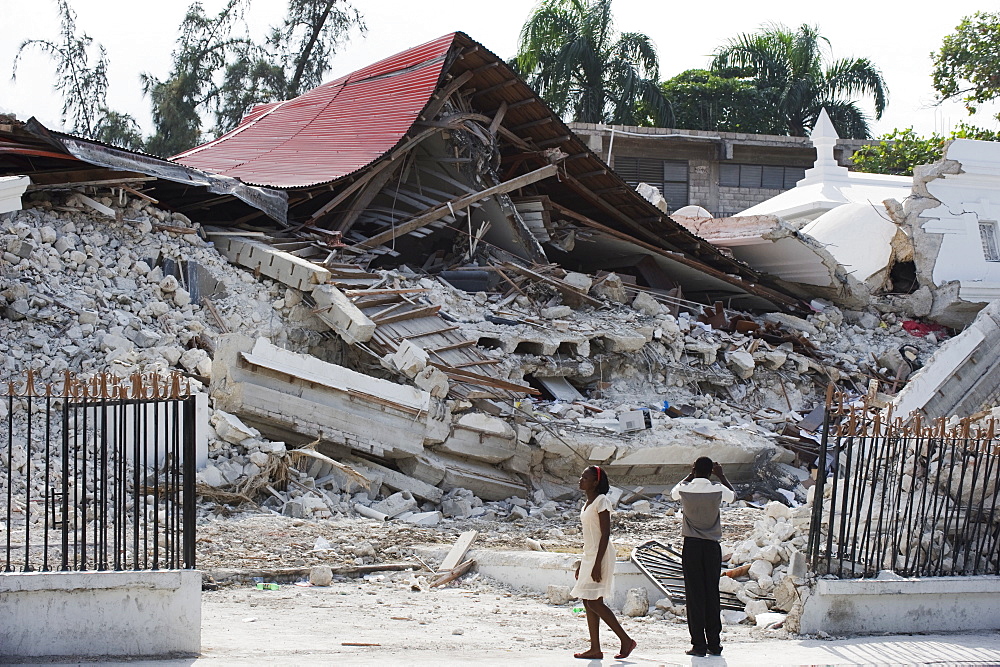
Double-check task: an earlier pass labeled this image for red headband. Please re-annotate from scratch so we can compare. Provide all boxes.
[594,466,602,481]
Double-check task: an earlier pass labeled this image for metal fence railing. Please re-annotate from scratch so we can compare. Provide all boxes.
[2,371,197,572]
[808,387,1000,578]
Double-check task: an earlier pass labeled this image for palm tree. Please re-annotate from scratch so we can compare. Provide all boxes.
[712,24,888,138]
[514,0,671,126]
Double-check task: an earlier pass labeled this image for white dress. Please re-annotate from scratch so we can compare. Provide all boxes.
[570,493,615,600]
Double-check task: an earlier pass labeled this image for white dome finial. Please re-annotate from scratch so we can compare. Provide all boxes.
[800,108,849,183]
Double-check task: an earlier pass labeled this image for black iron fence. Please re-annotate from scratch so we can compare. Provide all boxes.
[808,387,1000,578]
[2,371,197,572]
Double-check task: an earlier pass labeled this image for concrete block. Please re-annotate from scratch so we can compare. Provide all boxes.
[282,500,304,518]
[310,566,333,586]
[312,284,375,345]
[0,570,200,657]
[546,584,573,605]
[442,498,475,518]
[397,454,447,486]
[622,587,649,617]
[371,491,418,518]
[215,237,330,291]
[602,332,649,353]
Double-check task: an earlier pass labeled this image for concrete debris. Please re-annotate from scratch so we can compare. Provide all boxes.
[0,184,985,638]
[622,587,650,617]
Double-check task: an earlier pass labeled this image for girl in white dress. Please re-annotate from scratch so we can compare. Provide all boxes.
[570,465,637,660]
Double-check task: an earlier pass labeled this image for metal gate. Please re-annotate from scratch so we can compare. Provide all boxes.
[2,371,197,572]
[808,387,1000,578]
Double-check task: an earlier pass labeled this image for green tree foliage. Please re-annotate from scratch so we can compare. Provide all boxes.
[712,24,888,138]
[143,0,364,158]
[852,123,1000,176]
[660,69,783,134]
[932,12,1000,119]
[514,0,670,126]
[13,0,141,148]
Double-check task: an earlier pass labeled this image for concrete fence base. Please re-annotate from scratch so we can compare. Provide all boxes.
[0,569,201,659]
[799,575,1000,635]
[412,547,663,610]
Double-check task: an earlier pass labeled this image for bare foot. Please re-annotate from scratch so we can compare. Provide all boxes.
[615,638,637,659]
[573,649,604,659]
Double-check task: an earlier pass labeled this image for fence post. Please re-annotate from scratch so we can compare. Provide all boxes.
[182,396,197,569]
[807,384,834,570]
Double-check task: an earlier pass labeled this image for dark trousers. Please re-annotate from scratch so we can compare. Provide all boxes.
[682,536,722,650]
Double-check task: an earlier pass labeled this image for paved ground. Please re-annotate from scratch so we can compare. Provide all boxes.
[12,576,1000,666]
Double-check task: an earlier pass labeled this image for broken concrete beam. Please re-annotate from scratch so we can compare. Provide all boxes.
[538,419,792,486]
[210,335,450,460]
[311,284,375,345]
[420,450,527,501]
[343,455,444,503]
[397,454,447,486]
[431,412,521,465]
[214,236,331,291]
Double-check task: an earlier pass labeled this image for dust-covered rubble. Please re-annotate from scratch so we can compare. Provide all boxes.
[0,189,961,630]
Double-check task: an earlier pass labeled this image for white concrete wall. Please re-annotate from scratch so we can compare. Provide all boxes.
[799,575,1000,635]
[922,139,1000,303]
[0,570,201,658]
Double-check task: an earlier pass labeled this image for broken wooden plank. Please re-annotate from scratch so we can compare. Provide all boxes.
[352,164,558,250]
[488,101,508,135]
[429,362,537,394]
[397,325,461,341]
[430,559,475,588]
[439,530,478,572]
[371,304,441,325]
[201,297,230,333]
[76,194,115,218]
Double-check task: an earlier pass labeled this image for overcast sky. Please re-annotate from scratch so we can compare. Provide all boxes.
[1,0,997,140]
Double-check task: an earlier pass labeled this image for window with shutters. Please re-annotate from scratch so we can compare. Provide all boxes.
[719,164,805,189]
[980,221,1000,262]
[614,157,689,208]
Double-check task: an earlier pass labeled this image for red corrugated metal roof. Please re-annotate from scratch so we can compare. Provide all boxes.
[173,33,457,188]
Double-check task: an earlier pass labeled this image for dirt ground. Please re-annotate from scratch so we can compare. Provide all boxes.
[194,505,763,571]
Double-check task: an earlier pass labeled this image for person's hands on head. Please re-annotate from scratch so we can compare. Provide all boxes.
[712,462,724,478]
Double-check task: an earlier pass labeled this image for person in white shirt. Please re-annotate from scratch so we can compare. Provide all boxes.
[570,465,637,660]
[671,456,735,657]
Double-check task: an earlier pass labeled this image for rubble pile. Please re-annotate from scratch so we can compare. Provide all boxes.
[0,189,964,633]
[0,190,949,509]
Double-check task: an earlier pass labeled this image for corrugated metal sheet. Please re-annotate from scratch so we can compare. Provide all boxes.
[173,34,456,188]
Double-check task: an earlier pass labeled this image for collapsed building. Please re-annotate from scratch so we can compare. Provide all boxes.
[8,30,1000,643]
[0,32,973,510]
